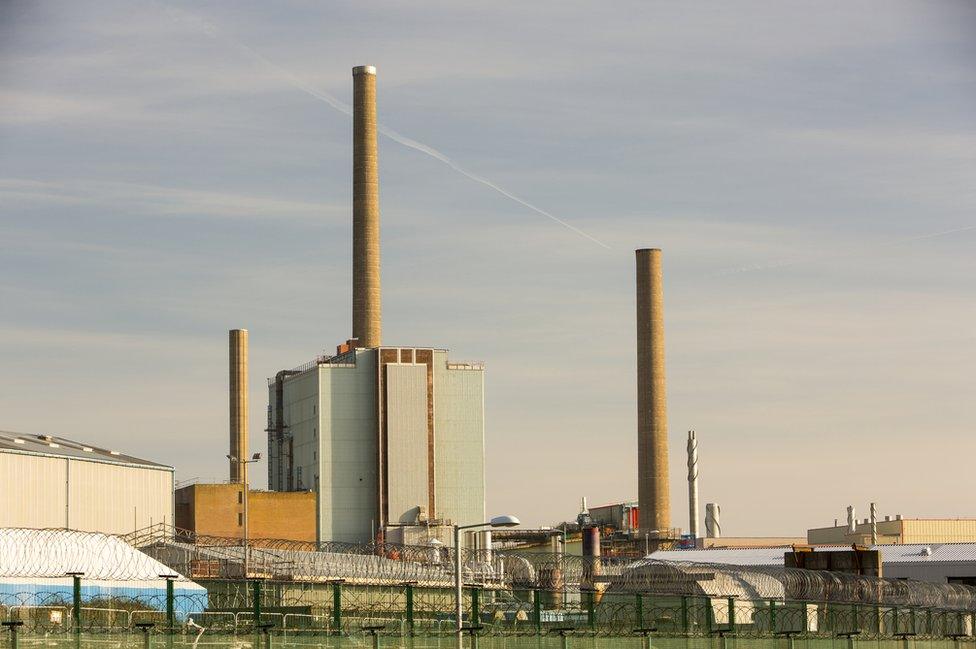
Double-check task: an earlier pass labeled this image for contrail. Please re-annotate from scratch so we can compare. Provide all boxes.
[153,2,610,249]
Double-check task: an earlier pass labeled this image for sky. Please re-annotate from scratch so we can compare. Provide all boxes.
[1,1,975,537]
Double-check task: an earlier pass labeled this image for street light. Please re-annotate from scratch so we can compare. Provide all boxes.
[454,515,520,642]
[227,452,262,577]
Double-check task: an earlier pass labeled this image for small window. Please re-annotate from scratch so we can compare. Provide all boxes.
[313,404,316,414]
[238,491,243,504]
[313,451,317,461]
[238,513,243,526]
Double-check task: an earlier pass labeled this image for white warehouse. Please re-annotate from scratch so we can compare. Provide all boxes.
[0,430,174,534]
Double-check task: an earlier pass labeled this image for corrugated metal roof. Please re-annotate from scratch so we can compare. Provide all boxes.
[651,543,976,566]
[0,430,171,470]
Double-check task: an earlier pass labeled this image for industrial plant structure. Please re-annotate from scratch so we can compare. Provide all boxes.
[265,66,486,546]
[0,430,173,534]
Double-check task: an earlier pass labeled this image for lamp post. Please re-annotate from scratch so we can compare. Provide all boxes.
[227,452,262,578]
[454,515,520,643]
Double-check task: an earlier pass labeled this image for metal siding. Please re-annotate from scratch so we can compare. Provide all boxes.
[385,364,429,524]
[0,451,171,534]
[433,352,486,528]
[0,452,68,528]
[316,349,378,543]
[67,460,173,534]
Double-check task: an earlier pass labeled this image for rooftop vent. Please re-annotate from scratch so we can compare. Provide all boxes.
[921,547,932,557]
[13,438,25,444]
[82,447,93,452]
[109,450,120,456]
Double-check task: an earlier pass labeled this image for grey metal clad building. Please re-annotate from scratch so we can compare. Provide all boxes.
[0,430,174,534]
[267,347,486,545]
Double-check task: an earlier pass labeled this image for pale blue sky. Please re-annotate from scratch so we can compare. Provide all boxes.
[1,1,974,535]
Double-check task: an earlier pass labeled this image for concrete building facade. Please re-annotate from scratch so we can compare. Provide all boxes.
[174,483,316,544]
[0,430,173,534]
[268,347,486,544]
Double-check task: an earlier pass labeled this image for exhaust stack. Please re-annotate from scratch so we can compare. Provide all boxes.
[352,65,381,348]
[687,430,699,538]
[636,248,671,535]
[705,503,721,539]
[229,328,248,482]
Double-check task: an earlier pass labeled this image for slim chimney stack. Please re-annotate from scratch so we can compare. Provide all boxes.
[229,328,248,482]
[636,248,671,535]
[705,503,721,539]
[352,65,381,348]
[687,430,700,538]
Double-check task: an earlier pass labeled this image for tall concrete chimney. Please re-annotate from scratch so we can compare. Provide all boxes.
[352,65,381,348]
[636,248,671,535]
[229,328,248,482]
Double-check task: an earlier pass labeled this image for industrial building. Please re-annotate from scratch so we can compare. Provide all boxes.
[175,482,316,544]
[809,515,976,545]
[650,544,976,585]
[265,66,486,546]
[0,430,173,534]
[172,329,318,546]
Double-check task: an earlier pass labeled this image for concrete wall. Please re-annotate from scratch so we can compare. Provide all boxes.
[385,363,429,524]
[174,483,316,542]
[0,451,173,534]
[433,351,486,528]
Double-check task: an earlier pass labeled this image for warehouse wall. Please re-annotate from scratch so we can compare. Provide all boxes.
[0,451,173,534]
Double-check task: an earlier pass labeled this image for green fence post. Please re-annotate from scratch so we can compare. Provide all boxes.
[586,590,595,631]
[636,593,644,628]
[252,580,262,628]
[769,599,776,634]
[704,597,713,636]
[533,589,542,635]
[728,597,735,634]
[471,587,480,626]
[875,606,881,636]
[67,572,83,634]
[332,581,343,635]
[926,609,932,636]
[162,575,176,633]
[893,607,899,636]
[681,596,689,634]
[405,583,415,635]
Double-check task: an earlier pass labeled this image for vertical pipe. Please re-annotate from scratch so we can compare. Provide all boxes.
[533,590,542,635]
[705,504,721,539]
[687,430,699,539]
[352,65,381,348]
[636,248,670,535]
[870,502,878,545]
[229,329,248,482]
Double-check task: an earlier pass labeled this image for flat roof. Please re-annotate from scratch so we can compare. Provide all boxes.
[0,429,172,470]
